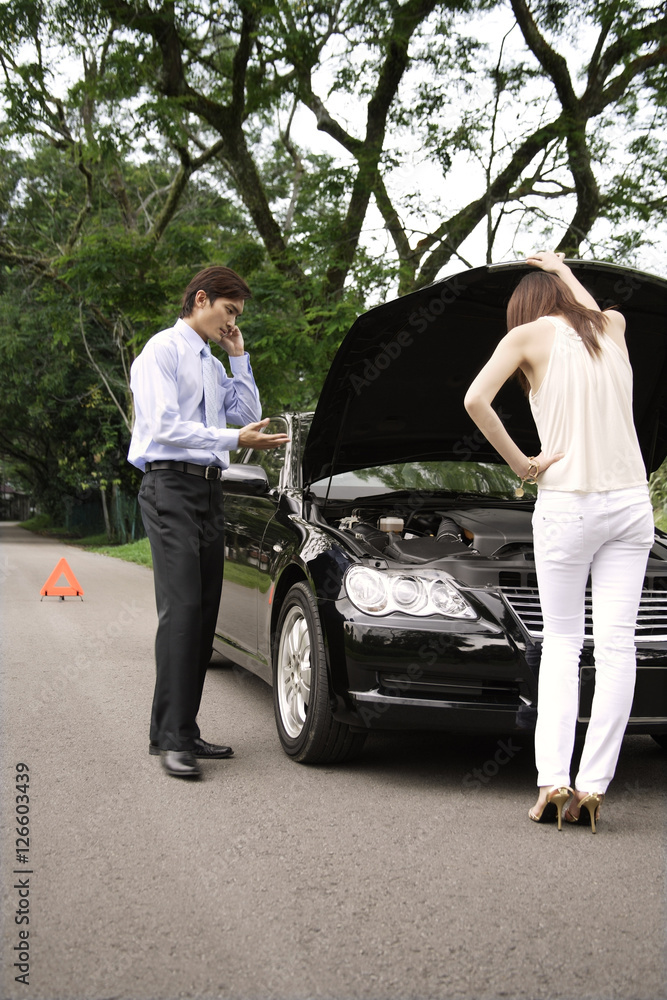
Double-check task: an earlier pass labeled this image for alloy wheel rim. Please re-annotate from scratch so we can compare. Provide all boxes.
[277,606,312,738]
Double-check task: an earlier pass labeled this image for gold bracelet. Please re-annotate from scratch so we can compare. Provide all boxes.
[514,457,540,498]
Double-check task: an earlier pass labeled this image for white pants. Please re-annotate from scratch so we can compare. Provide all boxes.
[532,485,654,793]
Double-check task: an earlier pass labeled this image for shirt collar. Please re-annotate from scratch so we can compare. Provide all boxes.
[175,317,208,355]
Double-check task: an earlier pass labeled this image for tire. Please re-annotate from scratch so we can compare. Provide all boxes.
[650,734,667,751]
[272,582,366,764]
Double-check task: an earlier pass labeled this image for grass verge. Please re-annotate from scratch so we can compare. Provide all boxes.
[84,537,153,568]
[19,513,74,537]
[19,516,153,568]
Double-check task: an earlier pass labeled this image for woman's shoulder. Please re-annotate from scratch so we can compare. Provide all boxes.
[601,308,626,333]
[506,316,558,339]
[600,309,628,354]
[504,317,557,374]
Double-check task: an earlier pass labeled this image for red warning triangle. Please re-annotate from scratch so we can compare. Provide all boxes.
[40,558,84,597]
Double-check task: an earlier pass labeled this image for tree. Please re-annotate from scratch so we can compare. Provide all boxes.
[3,1,666,297]
[0,260,129,518]
[1,0,666,510]
[0,140,281,517]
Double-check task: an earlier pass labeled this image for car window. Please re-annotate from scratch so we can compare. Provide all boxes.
[310,460,531,499]
[241,417,289,488]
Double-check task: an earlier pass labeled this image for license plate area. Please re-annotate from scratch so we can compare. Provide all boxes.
[578,666,667,723]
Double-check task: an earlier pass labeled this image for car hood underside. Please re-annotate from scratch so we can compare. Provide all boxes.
[303,260,667,485]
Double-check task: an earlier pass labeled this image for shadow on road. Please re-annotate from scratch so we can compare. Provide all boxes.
[207,651,665,797]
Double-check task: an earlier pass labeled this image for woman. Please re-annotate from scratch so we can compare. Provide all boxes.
[464,251,654,832]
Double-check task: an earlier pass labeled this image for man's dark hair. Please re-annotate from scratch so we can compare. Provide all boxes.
[180,266,252,317]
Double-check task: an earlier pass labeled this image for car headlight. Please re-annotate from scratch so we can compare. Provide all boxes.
[430,579,475,618]
[344,566,389,614]
[392,576,427,613]
[345,566,477,619]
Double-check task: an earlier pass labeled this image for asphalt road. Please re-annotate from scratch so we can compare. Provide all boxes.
[1,522,665,1000]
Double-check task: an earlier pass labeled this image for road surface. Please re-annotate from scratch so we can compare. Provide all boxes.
[1,523,665,1000]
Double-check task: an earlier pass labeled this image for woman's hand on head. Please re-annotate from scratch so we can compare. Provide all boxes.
[525,251,567,274]
[525,251,603,313]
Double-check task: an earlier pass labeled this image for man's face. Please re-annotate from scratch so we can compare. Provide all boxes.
[189,293,245,343]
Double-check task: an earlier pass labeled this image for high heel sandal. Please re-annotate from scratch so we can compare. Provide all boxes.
[564,792,604,834]
[528,786,573,831]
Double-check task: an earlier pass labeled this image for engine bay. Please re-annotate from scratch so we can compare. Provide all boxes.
[327,502,536,565]
[314,497,667,592]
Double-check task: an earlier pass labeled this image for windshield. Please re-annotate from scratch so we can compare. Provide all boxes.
[309,460,531,500]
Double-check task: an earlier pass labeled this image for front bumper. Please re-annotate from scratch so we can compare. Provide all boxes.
[322,592,667,736]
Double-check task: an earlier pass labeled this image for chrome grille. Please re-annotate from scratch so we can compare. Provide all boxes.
[500,587,667,642]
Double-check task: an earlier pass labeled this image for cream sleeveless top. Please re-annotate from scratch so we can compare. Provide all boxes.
[529,315,647,492]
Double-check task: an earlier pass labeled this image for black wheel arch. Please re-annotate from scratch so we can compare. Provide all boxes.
[271,578,367,764]
[269,544,352,709]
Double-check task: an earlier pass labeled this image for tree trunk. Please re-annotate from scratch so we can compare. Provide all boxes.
[100,485,112,542]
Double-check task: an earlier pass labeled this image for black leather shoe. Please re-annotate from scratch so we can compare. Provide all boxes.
[193,738,234,759]
[160,750,201,779]
[150,739,234,759]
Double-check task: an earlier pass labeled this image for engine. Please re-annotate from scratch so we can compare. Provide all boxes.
[334,505,536,564]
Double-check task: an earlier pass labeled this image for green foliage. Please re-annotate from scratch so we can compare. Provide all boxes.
[85,535,153,566]
[19,513,53,533]
[650,458,667,528]
[0,273,133,517]
[1,0,666,512]
[353,460,527,497]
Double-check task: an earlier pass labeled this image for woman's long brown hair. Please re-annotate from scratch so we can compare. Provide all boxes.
[507,270,611,394]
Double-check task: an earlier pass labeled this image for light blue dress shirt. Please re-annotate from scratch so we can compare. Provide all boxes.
[127,318,262,472]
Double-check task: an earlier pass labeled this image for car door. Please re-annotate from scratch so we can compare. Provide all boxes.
[216,418,289,671]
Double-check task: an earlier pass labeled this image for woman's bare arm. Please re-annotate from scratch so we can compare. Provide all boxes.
[526,249,627,348]
[464,327,563,479]
[525,251,601,311]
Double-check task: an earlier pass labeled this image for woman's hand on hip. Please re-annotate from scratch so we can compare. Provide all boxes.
[529,451,565,478]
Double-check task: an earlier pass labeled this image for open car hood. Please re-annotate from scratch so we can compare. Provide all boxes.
[303,260,667,485]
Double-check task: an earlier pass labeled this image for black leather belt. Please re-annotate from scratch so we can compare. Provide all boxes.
[144,460,223,480]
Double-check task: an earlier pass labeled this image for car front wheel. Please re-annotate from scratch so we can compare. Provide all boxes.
[273,582,366,764]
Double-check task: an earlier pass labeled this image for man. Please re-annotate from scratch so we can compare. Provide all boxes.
[128,266,289,779]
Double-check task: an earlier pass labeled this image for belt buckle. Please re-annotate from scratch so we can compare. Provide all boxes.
[205,465,220,480]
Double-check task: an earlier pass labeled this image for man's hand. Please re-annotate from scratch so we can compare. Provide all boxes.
[213,324,245,356]
[238,419,290,450]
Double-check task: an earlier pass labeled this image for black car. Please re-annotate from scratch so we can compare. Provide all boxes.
[213,259,667,763]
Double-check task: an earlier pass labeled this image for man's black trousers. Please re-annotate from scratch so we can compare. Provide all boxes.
[138,469,225,751]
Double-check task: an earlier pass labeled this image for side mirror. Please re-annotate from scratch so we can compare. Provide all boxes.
[220,464,270,495]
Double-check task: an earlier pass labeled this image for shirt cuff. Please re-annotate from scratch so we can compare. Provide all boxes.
[224,429,241,450]
[229,352,252,374]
